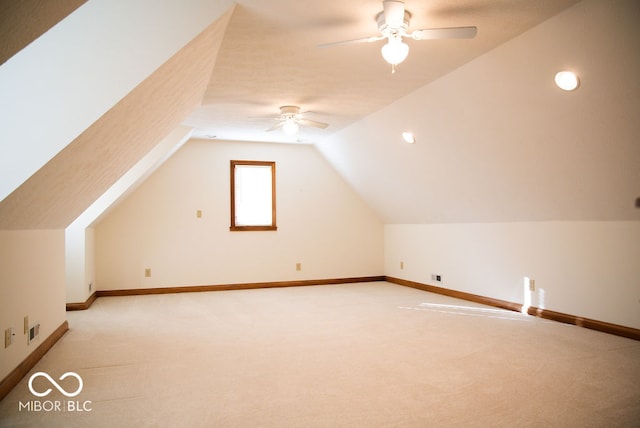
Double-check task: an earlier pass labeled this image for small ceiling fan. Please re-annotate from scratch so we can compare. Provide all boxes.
[266,106,329,136]
[319,0,477,73]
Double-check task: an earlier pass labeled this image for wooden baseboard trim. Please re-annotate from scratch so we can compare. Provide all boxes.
[66,292,97,311]
[526,307,640,341]
[385,276,522,312]
[0,320,69,401]
[96,276,386,298]
[386,276,640,341]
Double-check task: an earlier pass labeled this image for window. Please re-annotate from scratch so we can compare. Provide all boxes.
[230,160,276,231]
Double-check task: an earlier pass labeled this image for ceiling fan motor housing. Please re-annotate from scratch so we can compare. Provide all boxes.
[280,106,300,115]
[376,8,411,37]
[279,105,301,120]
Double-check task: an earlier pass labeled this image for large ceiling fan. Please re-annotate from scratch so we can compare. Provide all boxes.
[319,0,477,73]
[266,106,329,136]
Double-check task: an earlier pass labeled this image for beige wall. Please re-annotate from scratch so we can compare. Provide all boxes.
[64,226,97,304]
[0,230,66,380]
[95,140,384,290]
[385,222,640,329]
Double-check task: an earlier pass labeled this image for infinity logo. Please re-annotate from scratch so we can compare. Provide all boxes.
[28,372,83,398]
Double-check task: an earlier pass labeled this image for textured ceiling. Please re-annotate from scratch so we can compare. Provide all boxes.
[183,0,581,143]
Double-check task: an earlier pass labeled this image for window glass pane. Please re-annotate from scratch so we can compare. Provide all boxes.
[234,165,272,226]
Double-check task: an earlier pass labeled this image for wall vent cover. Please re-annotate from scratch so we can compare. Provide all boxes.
[28,323,40,344]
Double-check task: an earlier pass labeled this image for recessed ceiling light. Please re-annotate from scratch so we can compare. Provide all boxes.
[402,132,415,144]
[555,71,579,91]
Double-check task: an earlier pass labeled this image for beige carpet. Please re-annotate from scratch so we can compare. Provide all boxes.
[1,282,639,427]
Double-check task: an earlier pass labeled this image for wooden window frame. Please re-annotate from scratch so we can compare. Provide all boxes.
[230,160,277,231]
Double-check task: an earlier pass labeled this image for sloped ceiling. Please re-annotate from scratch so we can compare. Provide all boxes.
[316,0,640,223]
[0,8,234,229]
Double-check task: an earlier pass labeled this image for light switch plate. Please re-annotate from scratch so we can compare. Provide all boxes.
[4,328,14,348]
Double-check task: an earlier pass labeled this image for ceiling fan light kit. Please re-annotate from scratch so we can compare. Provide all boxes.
[282,120,299,136]
[381,35,409,66]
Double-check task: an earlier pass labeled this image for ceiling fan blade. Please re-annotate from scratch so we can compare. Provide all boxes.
[410,26,477,40]
[298,118,329,129]
[383,0,405,28]
[266,122,285,132]
[318,35,384,48]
